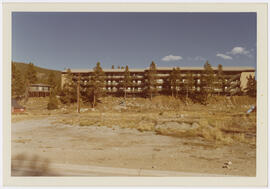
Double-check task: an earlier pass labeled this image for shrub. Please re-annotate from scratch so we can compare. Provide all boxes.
[47,95,59,110]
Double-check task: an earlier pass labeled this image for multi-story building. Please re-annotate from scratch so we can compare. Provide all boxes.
[61,66,255,96]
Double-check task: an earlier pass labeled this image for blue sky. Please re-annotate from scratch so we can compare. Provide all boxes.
[12,12,256,71]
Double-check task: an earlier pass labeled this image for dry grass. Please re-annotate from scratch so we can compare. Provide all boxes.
[14,95,256,145]
[13,138,32,144]
[53,109,256,145]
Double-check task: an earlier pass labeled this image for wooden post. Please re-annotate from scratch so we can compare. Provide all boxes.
[77,73,81,113]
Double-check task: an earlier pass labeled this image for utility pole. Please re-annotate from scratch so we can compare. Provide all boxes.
[77,73,80,113]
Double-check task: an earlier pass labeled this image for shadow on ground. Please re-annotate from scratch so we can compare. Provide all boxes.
[11,153,58,176]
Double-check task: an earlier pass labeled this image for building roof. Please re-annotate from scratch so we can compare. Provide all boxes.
[154,66,255,71]
[30,83,51,87]
[62,66,255,73]
[62,68,145,73]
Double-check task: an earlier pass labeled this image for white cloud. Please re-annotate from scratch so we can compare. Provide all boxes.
[227,47,250,55]
[162,54,183,62]
[188,56,206,61]
[216,53,232,60]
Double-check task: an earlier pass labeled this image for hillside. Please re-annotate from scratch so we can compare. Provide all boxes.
[12,62,61,87]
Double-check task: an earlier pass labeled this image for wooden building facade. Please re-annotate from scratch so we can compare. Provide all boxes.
[61,66,255,96]
[28,84,51,97]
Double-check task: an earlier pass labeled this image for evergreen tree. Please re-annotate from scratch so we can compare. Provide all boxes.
[123,66,132,99]
[217,64,224,95]
[191,85,208,105]
[203,61,214,95]
[88,62,105,108]
[12,63,16,96]
[169,68,177,97]
[175,67,182,97]
[26,62,37,84]
[12,63,25,98]
[47,71,57,89]
[59,69,77,104]
[145,61,158,100]
[47,89,59,110]
[184,72,195,101]
[245,75,256,97]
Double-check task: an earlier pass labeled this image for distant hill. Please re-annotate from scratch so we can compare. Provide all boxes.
[12,62,62,87]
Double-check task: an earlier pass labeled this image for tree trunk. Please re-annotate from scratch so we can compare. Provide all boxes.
[77,77,80,113]
[24,81,30,103]
[186,87,188,102]
[92,94,95,108]
[124,88,126,100]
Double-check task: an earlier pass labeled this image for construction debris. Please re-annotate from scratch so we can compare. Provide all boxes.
[246,105,256,114]
[222,161,232,169]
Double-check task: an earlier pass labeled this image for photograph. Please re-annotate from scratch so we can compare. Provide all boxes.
[2,2,268,187]
[10,11,257,177]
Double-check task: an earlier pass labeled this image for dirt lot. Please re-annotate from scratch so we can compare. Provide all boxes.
[11,96,256,176]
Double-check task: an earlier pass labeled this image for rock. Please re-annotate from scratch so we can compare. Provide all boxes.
[114,105,127,111]
[222,161,232,168]
[191,122,200,129]
[80,108,88,112]
[224,161,232,166]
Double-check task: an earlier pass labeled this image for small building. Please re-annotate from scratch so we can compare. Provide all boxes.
[12,98,25,113]
[29,84,51,97]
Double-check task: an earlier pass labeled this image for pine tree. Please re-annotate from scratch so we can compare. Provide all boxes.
[175,67,182,97]
[194,62,212,104]
[245,75,256,97]
[217,64,224,95]
[26,62,37,84]
[203,61,214,96]
[123,66,132,99]
[185,72,195,101]
[47,71,57,89]
[12,63,16,96]
[47,89,59,110]
[88,62,105,108]
[169,68,177,97]
[145,61,158,100]
[60,69,77,104]
[12,63,25,98]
